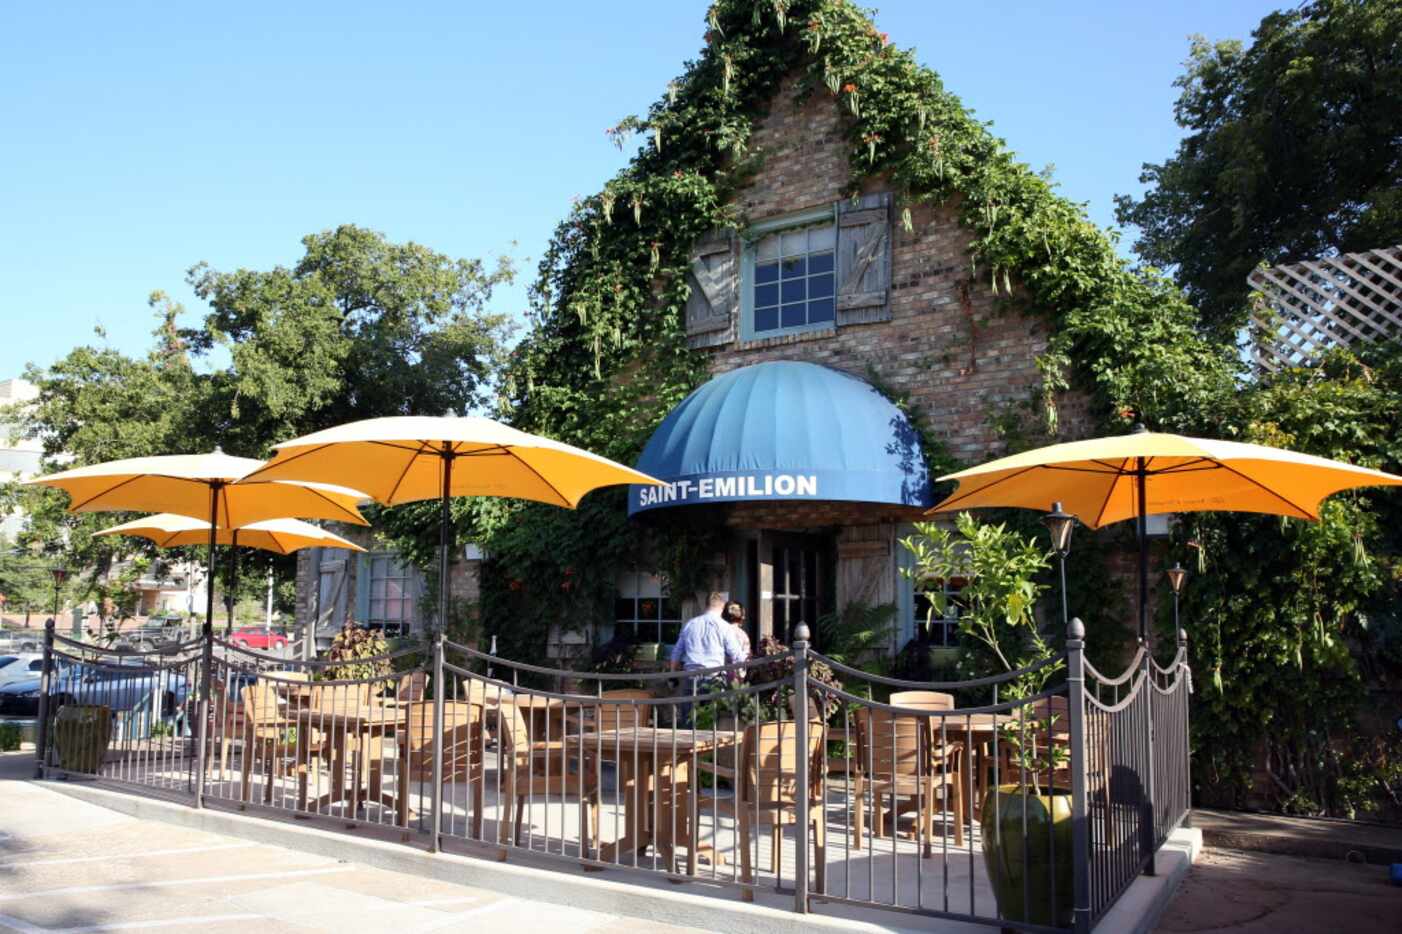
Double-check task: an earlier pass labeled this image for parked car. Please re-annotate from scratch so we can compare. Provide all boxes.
[0,654,46,687]
[227,627,287,651]
[0,660,188,720]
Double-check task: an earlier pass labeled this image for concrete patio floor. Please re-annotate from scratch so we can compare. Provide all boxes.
[0,753,692,934]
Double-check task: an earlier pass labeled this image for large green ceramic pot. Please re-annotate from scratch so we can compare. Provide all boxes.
[980,784,1073,928]
[52,704,112,773]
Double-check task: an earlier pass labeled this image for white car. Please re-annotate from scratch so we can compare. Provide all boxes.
[0,654,46,687]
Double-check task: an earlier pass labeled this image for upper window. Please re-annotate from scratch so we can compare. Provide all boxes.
[747,220,837,338]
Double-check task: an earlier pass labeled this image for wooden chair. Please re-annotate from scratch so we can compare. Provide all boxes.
[396,671,427,703]
[498,702,601,854]
[853,707,964,851]
[406,700,485,838]
[696,719,827,900]
[239,674,320,806]
[567,689,654,733]
[889,690,955,712]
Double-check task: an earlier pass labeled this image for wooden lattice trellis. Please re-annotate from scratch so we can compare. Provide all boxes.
[1247,244,1402,372]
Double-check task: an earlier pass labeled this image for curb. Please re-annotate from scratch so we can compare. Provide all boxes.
[1091,827,1202,934]
[39,779,915,934]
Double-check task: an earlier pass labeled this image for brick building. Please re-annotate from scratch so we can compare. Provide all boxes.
[297,77,1082,659]
[604,74,1075,658]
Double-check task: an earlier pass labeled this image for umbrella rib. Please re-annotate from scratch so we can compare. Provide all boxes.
[384,440,433,505]
[507,450,575,508]
[456,445,514,458]
[240,444,335,482]
[1213,460,1319,520]
[1091,457,1133,528]
[1147,462,1220,476]
[302,485,369,525]
[933,464,1044,511]
[367,440,433,454]
[66,474,154,512]
[1042,464,1133,475]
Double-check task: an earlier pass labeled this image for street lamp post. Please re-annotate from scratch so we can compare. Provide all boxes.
[1042,502,1078,629]
[1165,562,1188,634]
[48,565,68,622]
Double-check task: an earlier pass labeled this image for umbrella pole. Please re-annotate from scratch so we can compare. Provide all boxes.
[227,530,238,635]
[438,448,454,636]
[195,482,220,809]
[1137,457,1149,648]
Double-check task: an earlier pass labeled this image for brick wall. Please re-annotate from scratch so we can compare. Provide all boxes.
[706,75,1072,466]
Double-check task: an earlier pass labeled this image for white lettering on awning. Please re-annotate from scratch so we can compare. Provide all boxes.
[639,474,819,509]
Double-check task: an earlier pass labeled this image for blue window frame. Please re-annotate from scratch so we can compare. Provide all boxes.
[741,207,838,341]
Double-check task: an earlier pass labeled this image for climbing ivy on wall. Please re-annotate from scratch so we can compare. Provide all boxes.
[378,1,1400,818]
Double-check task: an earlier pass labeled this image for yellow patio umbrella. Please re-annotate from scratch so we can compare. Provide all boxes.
[26,449,369,633]
[95,513,366,633]
[240,415,665,634]
[94,512,367,555]
[929,425,1402,639]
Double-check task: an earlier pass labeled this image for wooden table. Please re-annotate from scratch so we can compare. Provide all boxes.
[593,727,738,875]
[292,701,411,826]
[927,713,1013,826]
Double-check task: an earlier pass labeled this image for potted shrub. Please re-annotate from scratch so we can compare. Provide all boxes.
[52,702,113,773]
[981,713,1073,928]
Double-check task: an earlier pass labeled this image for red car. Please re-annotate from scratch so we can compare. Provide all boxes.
[228,627,288,650]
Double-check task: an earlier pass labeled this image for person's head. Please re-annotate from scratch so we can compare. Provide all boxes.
[707,591,726,613]
[723,602,745,626]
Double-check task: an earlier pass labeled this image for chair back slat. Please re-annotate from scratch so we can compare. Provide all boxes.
[889,690,955,711]
[406,700,482,779]
[743,720,824,807]
[592,689,652,732]
[859,708,925,779]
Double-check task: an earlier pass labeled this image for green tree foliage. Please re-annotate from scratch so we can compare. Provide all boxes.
[1174,344,1402,816]
[1115,0,1402,339]
[4,226,512,607]
[900,514,1059,697]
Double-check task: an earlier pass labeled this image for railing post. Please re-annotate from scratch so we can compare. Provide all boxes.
[791,623,811,915]
[194,620,212,808]
[1066,618,1092,934]
[1179,627,1191,827]
[1141,637,1156,875]
[430,627,446,853]
[34,619,55,779]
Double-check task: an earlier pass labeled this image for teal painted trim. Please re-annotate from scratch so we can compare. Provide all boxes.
[743,203,836,240]
[740,204,838,343]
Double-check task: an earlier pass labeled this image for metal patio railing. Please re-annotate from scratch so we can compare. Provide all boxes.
[31,617,1191,934]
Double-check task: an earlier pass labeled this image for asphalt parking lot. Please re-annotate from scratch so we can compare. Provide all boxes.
[0,753,688,934]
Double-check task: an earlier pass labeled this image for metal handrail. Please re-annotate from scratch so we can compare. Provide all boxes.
[444,637,786,681]
[1083,647,1147,687]
[812,647,1067,689]
[445,660,790,706]
[811,678,1068,717]
[214,638,425,668]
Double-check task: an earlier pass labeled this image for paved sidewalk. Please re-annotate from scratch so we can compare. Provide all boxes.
[1154,846,1399,934]
[0,753,689,934]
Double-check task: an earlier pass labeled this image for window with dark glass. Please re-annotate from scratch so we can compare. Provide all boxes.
[752,223,836,335]
[612,572,682,644]
[913,580,962,648]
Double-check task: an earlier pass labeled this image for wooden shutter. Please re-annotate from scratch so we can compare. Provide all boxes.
[685,229,737,348]
[835,192,892,325]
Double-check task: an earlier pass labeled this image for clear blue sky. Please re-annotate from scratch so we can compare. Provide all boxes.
[0,1,1279,378]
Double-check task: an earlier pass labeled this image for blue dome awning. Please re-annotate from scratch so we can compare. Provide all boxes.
[629,361,932,515]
